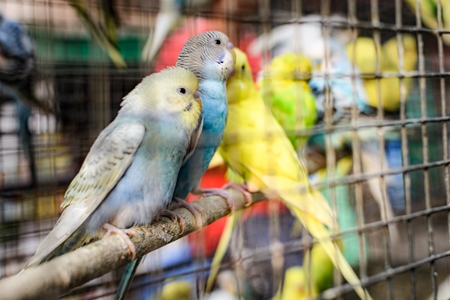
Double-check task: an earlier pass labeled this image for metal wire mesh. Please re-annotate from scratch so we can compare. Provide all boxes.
[0,0,450,299]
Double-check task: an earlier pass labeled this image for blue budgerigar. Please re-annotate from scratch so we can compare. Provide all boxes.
[174,31,235,201]
[0,13,40,186]
[115,31,235,300]
[24,67,203,268]
[0,13,34,85]
[0,13,52,113]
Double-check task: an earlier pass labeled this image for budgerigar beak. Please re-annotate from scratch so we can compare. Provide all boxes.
[194,90,202,108]
[227,43,236,76]
[228,42,236,62]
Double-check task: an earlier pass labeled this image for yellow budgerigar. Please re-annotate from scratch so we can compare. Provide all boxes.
[216,48,371,299]
[346,35,417,112]
[404,0,450,46]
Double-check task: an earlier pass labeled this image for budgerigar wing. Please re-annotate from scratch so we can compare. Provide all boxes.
[25,122,145,267]
[182,115,203,165]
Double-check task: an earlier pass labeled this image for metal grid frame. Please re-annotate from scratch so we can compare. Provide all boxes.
[0,0,449,299]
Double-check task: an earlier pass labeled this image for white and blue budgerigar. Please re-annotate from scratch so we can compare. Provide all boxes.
[24,66,203,268]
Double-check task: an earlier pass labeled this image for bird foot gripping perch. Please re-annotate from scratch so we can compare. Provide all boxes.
[170,197,204,229]
[103,223,137,260]
[195,182,253,211]
[159,209,187,233]
[221,182,253,207]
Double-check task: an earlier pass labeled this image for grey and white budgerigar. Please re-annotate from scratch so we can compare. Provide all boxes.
[174,30,235,202]
[24,66,203,268]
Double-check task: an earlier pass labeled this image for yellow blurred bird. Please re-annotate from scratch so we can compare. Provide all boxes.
[404,0,450,46]
[152,280,192,300]
[346,35,417,112]
[274,241,338,300]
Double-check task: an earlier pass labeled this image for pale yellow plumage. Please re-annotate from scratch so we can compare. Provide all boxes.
[217,48,371,299]
[274,267,317,300]
[404,0,450,46]
[346,35,417,112]
[151,280,192,300]
[274,241,339,300]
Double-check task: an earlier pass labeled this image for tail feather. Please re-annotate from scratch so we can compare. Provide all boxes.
[290,204,372,300]
[243,166,335,228]
[361,148,400,242]
[272,177,371,299]
[25,230,92,268]
[267,179,336,231]
[115,257,142,300]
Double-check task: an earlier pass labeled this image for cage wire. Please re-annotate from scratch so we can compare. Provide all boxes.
[0,0,449,299]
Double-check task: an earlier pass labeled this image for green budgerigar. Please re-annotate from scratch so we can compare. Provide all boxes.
[24,67,203,268]
[259,53,318,149]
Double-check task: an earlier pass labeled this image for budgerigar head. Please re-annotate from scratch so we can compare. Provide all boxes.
[120,67,202,121]
[226,47,256,102]
[265,53,312,82]
[176,31,235,82]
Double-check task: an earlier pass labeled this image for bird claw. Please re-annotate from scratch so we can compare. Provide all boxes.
[103,223,136,260]
[221,182,253,207]
[196,187,235,212]
[171,197,203,229]
[159,210,187,234]
[196,183,252,211]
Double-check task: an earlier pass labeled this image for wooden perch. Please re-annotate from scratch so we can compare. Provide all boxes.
[0,188,265,300]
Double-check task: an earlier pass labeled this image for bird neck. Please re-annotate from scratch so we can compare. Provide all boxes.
[199,79,227,106]
[198,79,228,131]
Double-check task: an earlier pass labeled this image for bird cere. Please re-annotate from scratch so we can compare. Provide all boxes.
[3,2,445,300]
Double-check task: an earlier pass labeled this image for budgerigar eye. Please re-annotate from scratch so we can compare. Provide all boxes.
[215,39,221,45]
[241,65,245,71]
[178,87,187,94]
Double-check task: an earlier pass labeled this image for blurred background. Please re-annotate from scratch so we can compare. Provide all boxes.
[1,0,450,299]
